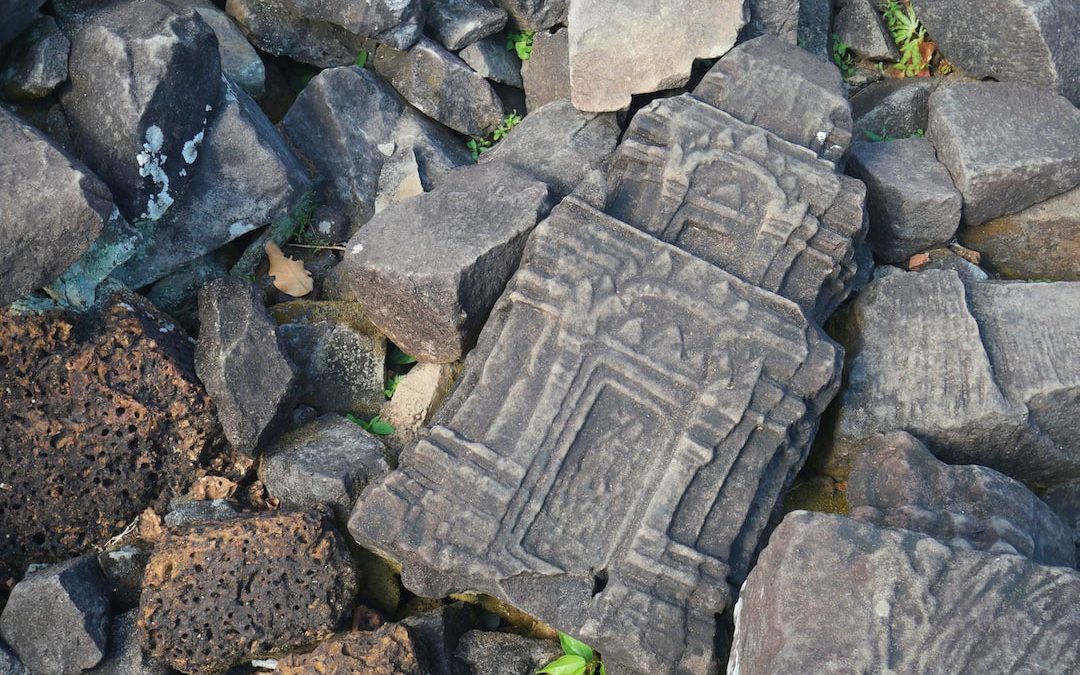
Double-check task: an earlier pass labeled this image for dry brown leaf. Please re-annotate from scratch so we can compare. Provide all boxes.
[138,507,164,542]
[265,240,314,297]
[908,252,931,270]
[190,475,237,500]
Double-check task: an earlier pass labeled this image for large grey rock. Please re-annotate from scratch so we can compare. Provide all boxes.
[423,0,506,50]
[0,16,70,100]
[195,277,300,453]
[179,0,265,98]
[0,556,111,674]
[911,0,1080,106]
[281,66,470,232]
[847,138,962,262]
[729,511,1080,674]
[520,27,569,112]
[374,37,504,137]
[827,270,1080,487]
[848,431,1076,567]
[568,0,746,111]
[349,198,841,675]
[0,106,111,306]
[0,0,45,49]
[742,0,798,43]
[260,414,390,520]
[927,81,1080,227]
[337,163,551,363]
[833,0,899,61]
[112,76,312,289]
[227,0,421,55]
[460,35,522,87]
[606,94,867,323]
[85,610,171,675]
[493,0,565,31]
[693,34,852,163]
[61,0,221,222]
[851,77,936,141]
[456,631,562,675]
[478,100,619,202]
[225,0,375,67]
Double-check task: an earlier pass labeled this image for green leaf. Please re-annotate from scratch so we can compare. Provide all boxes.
[384,374,403,399]
[367,417,395,436]
[599,664,607,675]
[345,413,366,428]
[537,654,587,675]
[355,50,368,68]
[558,633,594,661]
[388,346,417,365]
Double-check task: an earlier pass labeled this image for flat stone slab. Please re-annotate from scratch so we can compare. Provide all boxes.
[350,198,840,674]
[606,94,866,323]
[730,511,1080,674]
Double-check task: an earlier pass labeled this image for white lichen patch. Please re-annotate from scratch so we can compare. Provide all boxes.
[137,125,173,221]
[316,220,332,234]
[350,242,364,255]
[182,130,204,164]
[377,142,396,157]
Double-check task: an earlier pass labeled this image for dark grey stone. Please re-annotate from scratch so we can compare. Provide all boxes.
[478,100,619,202]
[61,0,221,223]
[373,37,504,137]
[911,0,1080,106]
[833,0,899,61]
[847,137,961,262]
[1042,482,1080,561]
[112,76,312,289]
[400,603,477,675]
[826,270,1080,487]
[0,106,111,306]
[85,610,172,675]
[0,641,29,675]
[349,197,841,675]
[195,277,300,453]
[606,94,867,323]
[797,0,832,61]
[730,511,1080,674]
[227,0,421,54]
[97,545,151,611]
[493,0,565,31]
[180,0,265,98]
[742,0,798,43]
[0,556,111,674]
[455,630,562,675]
[0,0,45,49]
[260,414,390,520]
[927,81,1080,227]
[281,66,470,232]
[520,27,568,112]
[423,0,506,50]
[460,35,522,88]
[567,0,745,111]
[851,77,936,141]
[0,16,70,100]
[337,163,551,363]
[225,0,376,67]
[848,431,1075,567]
[694,34,852,163]
[143,250,231,332]
[163,498,242,527]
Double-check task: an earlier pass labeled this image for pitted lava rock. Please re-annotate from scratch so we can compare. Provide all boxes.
[0,292,228,573]
[137,508,358,674]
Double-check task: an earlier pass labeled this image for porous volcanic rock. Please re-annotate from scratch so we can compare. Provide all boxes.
[276,623,426,675]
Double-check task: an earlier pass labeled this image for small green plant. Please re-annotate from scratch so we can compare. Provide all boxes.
[355,50,368,68]
[882,0,930,77]
[831,35,855,77]
[466,112,523,161]
[507,30,534,60]
[346,413,394,436]
[863,126,925,142]
[537,633,605,675]
[384,373,403,399]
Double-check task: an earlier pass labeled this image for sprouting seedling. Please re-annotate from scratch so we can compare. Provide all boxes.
[537,633,606,675]
[507,30,534,60]
[466,112,523,161]
[345,414,394,436]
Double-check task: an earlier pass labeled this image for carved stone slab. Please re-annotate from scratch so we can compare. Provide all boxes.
[606,94,866,323]
[350,198,840,674]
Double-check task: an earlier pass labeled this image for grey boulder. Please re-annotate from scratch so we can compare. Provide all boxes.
[460,35,523,88]
[224,0,375,67]
[0,556,111,674]
[336,162,552,363]
[455,631,562,675]
[422,0,506,50]
[227,0,421,54]
[0,106,112,306]
[846,137,962,262]
[0,16,70,100]
[493,0,565,31]
[851,77,937,141]
[742,0,798,44]
[833,0,900,61]
[182,0,265,98]
[927,81,1080,226]
[520,27,569,112]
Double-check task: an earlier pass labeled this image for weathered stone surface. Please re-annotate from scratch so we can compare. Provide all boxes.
[911,0,1080,105]
[137,509,357,674]
[607,94,867,322]
[282,66,469,232]
[959,185,1080,281]
[97,545,151,611]
[0,556,111,674]
[520,27,568,112]
[0,292,226,573]
[195,277,299,453]
[479,100,618,202]
[851,77,936,141]
[848,431,1075,566]
[847,138,961,262]
[0,641,29,675]
[928,81,1080,227]
[460,35,522,87]
[0,0,45,49]
[834,0,899,61]
[225,0,375,67]
[693,35,852,163]
[0,16,70,100]
[381,362,459,453]
[399,603,476,675]
[260,414,390,520]
[742,0,798,44]
[1042,482,1080,558]
[827,270,1080,487]
[494,0,565,30]
[423,0,506,50]
[61,0,221,222]
[456,630,562,675]
[277,624,426,674]
[182,0,265,98]
[163,497,242,528]
[143,250,231,332]
[729,511,1080,674]
[0,106,111,306]
[337,163,551,363]
[285,0,424,49]
[86,610,171,675]
[797,0,831,61]
[373,37,504,137]
[568,0,745,111]
[46,210,141,311]
[349,198,840,674]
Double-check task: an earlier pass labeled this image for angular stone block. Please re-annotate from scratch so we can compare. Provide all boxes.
[694,34,852,163]
[797,0,831,61]
[847,137,962,262]
[493,0,565,31]
[742,0,798,44]
[225,0,376,67]
[349,198,840,674]
[927,81,1080,227]
[0,15,70,100]
[228,0,421,53]
[521,27,569,112]
[456,630,562,675]
[380,362,460,454]
[851,77,936,142]
[185,0,266,98]
[730,511,1080,674]
[567,0,745,111]
[848,431,1075,567]
[85,610,172,675]
[460,35,522,88]
[833,0,899,61]
[607,94,867,322]
[422,0,506,50]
